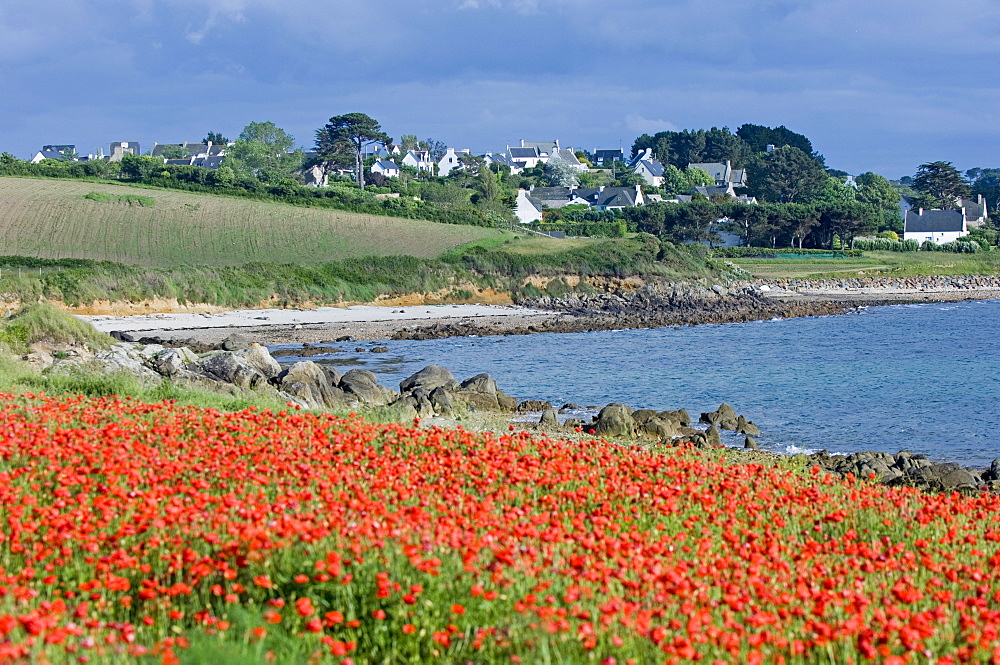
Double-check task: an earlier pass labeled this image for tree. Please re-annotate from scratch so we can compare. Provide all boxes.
[970,168,1000,212]
[424,138,447,161]
[913,161,970,209]
[736,124,814,156]
[315,113,391,189]
[745,147,827,203]
[819,176,856,207]
[59,147,79,162]
[225,121,302,183]
[399,134,427,152]
[544,154,579,187]
[203,132,229,144]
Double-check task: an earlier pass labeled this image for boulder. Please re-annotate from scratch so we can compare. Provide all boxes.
[400,365,459,394]
[700,403,737,426]
[198,352,267,389]
[640,417,679,440]
[147,347,197,377]
[660,409,690,426]
[341,369,396,406]
[429,386,455,415]
[277,361,350,409]
[592,403,636,438]
[735,415,760,436]
[456,373,516,412]
[989,459,1000,481]
[221,333,251,351]
[241,344,282,380]
[705,425,722,447]
[744,436,759,450]
[539,408,560,427]
[381,397,419,423]
[517,400,553,413]
[631,409,660,424]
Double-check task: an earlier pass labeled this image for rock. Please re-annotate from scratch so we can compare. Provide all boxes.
[277,361,349,409]
[456,373,516,412]
[517,400,553,413]
[147,347,197,377]
[241,344,281,380]
[700,403,738,426]
[592,403,636,438]
[370,346,389,353]
[660,409,690,426]
[563,418,586,430]
[559,403,582,412]
[400,365,458,394]
[989,459,1000,481]
[381,397,419,423]
[429,386,455,415]
[744,436,759,450]
[198,352,267,389]
[735,416,760,436]
[539,408,560,427]
[705,425,722,447]
[340,369,396,406]
[631,409,660,424]
[641,417,679,440]
[221,333,251,351]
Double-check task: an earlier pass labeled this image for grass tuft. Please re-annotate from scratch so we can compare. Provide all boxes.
[0,301,113,354]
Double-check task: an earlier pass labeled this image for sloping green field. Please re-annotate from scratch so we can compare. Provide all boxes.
[0,177,503,267]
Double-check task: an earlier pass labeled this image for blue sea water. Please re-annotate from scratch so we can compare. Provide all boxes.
[271,300,1000,467]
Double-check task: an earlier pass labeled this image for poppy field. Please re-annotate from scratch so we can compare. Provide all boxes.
[1,392,999,664]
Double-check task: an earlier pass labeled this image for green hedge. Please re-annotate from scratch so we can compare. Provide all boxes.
[709,247,863,258]
[852,237,919,252]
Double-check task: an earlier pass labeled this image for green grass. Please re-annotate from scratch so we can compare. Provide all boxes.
[0,302,114,354]
[0,177,503,267]
[729,250,1000,279]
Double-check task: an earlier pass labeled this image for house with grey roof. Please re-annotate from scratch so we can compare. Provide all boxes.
[959,195,989,228]
[371,160,401,178]
[551,147,588,172]
[688,160,747,188]
[634,157,665,187]
[401,150,435,173]
[30,145,76,162]
[484,152,522,174]
[507,146,543,169]
[438,148,471,176]
[108,141,140,162]
[903,208,970,245]
[515,189,543,224]
[593,149,624,166]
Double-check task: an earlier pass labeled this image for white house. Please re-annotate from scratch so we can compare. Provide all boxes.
[687,160,748,188]
[437,148,470,176]
[401,150,435,173]
[371,160,401,178]
[484,152,522,174]
[515,189,543,223]
[30,144,75,162]
[633,157,665,187]
[903,208,970,244]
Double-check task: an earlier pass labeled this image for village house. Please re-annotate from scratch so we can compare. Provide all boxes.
[108,141,140,161]
[903,208,971,245]
[370,159,401,178]
[687,160,748,188]
[593,149,624,166]
[437,148,471,176]
[30,145,76,162]
[401,150,435,173]
[514,184,645,223]
[483,152,522,174]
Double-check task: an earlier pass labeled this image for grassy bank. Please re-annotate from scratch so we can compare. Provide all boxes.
[727,249,1000,279]
[0,235,721,309]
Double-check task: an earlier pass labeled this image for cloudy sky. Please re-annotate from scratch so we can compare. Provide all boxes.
[2,0,998,177]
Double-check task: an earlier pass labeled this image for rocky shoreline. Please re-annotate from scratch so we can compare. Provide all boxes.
[104,276,1000,346]
[30,335,1000,495]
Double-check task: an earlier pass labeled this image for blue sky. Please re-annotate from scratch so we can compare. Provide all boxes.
[2,0,998,178]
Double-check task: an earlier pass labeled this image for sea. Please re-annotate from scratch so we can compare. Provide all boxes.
[270,299,1000,467]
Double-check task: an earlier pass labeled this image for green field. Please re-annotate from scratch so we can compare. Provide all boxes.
[729,250,1000,279]
[0,177,503,267]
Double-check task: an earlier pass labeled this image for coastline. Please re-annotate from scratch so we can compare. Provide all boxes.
[83,278,1000,346]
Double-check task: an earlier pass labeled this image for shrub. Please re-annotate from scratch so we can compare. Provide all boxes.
[0,301,112,354]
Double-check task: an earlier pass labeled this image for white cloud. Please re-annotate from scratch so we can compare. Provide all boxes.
[624,115,678,135]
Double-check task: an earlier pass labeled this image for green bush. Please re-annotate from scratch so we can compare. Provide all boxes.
[710,246,862,258]
[852,237,918,252]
